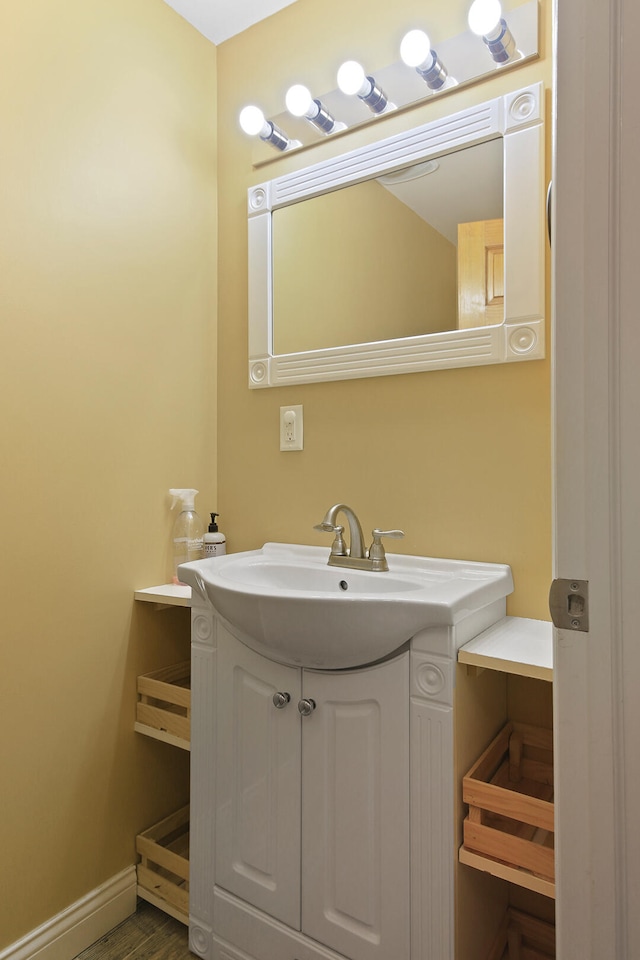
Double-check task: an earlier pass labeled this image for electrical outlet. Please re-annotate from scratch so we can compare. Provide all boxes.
[280,405,303,451]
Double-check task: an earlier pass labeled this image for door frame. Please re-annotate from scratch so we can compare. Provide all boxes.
[553,0,639,955]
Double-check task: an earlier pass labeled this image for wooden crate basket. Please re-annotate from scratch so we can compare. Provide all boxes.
[462,721,554,888]
[487,907,555,960]
[136,805,189,924]
[136,661,190,747]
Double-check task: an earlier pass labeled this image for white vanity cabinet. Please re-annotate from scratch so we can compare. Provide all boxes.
[186,585,506,960]
[214,626,410,960]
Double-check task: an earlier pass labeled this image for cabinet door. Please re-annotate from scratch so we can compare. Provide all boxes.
[301,653,410,960]
[215,631,302,929]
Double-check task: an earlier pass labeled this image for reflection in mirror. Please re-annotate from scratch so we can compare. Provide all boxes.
[247,83,545,387]
[272,139,503,355]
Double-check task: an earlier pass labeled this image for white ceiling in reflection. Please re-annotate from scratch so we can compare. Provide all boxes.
[377,138,504,244]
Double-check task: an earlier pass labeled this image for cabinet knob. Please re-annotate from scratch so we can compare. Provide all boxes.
[272,692,291,709]
[297,698,316,716]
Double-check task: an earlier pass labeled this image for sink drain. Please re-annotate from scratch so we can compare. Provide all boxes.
[339,580,349,591]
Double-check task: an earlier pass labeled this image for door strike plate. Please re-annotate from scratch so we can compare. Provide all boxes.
[549,578,589,632]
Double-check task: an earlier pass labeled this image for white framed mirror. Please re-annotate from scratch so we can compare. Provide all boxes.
[247,82,545,388]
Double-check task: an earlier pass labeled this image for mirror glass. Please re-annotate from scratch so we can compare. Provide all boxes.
[272,139,503,355]
[247,83,545,387]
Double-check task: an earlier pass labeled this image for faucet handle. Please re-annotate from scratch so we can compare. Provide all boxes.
[313,522,347,556]
[369,528,405,562]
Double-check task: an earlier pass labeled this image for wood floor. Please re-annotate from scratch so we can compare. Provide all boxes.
[75,900,192,960]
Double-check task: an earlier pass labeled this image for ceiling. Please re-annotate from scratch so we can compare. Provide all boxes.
[161,0,300,45]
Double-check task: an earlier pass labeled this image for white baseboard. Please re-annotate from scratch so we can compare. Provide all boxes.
[0,866,137,960]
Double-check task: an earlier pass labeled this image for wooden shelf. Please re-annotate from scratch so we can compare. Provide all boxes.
[458,617,553,681]
[134,584,191,609]
[488,907,556,960]
[134,722,190,752]
[135,661,191,752]
[136,805,190,925]
[460,721,554,901]
[134,589,192,923]
[459,845,555,899]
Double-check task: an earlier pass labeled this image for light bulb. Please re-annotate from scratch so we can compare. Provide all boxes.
[400,30,432,69]
[337,60,367,97]
[239,105,267,137]
[468,0,502,37]
[285,84,314,118]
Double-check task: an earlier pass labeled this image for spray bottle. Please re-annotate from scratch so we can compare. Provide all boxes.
[169,488,204,584]
[203,512,226,557]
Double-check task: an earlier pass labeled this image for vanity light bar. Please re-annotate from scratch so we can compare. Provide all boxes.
[239,2,528,150]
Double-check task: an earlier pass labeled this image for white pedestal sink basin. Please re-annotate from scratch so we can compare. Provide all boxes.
[179,542,513,669]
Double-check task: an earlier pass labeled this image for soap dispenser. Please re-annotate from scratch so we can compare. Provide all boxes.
[203,513,226,557]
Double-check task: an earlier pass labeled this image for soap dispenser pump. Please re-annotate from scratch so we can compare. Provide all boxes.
[203,512,226,557]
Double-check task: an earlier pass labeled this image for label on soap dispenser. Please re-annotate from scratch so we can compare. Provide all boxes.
[204,540,226,557]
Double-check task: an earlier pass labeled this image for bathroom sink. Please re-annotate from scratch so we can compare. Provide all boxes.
[179,542,513,669]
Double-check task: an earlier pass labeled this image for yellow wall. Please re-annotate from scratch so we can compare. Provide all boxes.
[0,0,216,946]
[216,0,552,618]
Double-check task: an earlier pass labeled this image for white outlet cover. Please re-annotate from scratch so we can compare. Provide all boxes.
[280,404,303,451]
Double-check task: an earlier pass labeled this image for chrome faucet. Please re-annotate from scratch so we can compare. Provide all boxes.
[314,503,404,572]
